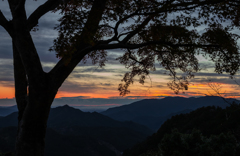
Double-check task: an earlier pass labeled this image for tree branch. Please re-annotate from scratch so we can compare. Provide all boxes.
[100,8,142,44]
[27,0,70,31]
[49,0,108,90]
[77,0,107,43]
[49,45,91,90]
[121,16,152,43]
[0,10,13,36]
[0,10,8,28]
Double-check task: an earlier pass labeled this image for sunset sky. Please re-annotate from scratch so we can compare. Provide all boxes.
[0,1,240,110]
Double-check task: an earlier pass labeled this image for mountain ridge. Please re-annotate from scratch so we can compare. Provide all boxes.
[0,104,153,153]
[0,105,153,135]
[101,96,238,130]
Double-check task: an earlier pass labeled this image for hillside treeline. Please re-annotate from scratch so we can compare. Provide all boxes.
[124,103,240,156]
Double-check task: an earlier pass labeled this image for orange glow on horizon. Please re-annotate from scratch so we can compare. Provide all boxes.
[55,91,120,99]
[0,86,15,99]
[191,84,209,88]
[0,82,239,100]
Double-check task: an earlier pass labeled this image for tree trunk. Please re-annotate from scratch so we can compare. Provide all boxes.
[13,43,27,122]
[15,93,54,156]
[14,69,57,156]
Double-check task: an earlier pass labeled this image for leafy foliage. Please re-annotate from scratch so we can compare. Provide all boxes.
[141,129,239,156]
[0,152,14,156]
[49,0,240,95]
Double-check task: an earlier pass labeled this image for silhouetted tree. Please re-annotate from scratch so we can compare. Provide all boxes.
[0,152,14,156]
[141,129,239,156]
[1,0,240,155]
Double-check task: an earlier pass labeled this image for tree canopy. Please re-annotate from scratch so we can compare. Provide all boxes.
[50,0,240,95]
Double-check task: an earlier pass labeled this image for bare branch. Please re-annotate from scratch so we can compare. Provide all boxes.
[127,49,144,65]
[27,0,70,30]
[110,10,141,42]
[49,45,92,90]
[208,82,233,105]
[0,10,11,32]
[121,16,152,43]
[0,10,8,26]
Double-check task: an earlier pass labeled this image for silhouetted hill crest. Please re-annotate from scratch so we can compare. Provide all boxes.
[101,96,238,130]
[0,105,154,154]
[0,105,18,116]
[123,104,240,156]
[0,105,153,135]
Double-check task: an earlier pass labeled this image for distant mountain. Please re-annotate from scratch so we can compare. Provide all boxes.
[0,105,153,154]
[48,105,153,150]
[101,96,237,130]
[0,105,152,134]
[123,104,240,156]
[0,105,18,116]
[0,112,18,127]
[48,105,152,135]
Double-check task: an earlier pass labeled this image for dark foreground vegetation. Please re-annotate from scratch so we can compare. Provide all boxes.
[123,103,240,156]
[0,152,14,156]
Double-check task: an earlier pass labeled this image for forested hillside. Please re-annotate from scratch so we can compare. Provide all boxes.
[123,103,240,156]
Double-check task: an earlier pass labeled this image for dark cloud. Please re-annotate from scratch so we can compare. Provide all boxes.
[150,69,168,75]
[0,81,14,88]
[100,83,113,86]
[223,92,240,97]
[0,59,14,87]
[1,1,62,64]
[108,96,163,99]
[156,85,165,88]
[52,96,141,105]
[69,72,107,79]
[42,65,54,73]
[75,67,117,73]
[114,74,124,77]
[195,72,230,77]
[30,17,61,64]
[199,62,215,69]
[0,98,16,106]
[60,80,100,93]
[190,76,237,85]
[0,27,12,59]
